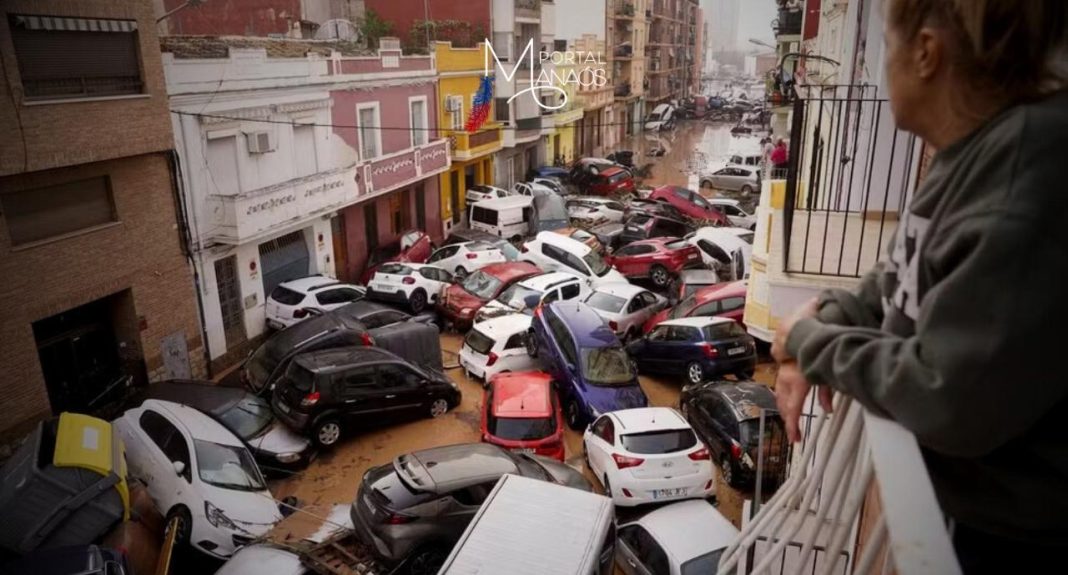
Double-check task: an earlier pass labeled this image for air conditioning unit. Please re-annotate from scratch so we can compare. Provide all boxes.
[445,95,463,112]
[246,131,276,154]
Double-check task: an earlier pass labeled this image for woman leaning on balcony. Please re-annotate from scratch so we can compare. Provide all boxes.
[770,0,1067,571]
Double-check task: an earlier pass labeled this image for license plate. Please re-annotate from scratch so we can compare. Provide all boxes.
[277,402,290,414]
[652,488,686,499]
[513,448,535,455]
[728,347,746,356]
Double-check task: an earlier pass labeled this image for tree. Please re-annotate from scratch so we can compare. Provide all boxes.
[360,9,393,50]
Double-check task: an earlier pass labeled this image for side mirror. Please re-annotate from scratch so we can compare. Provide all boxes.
[523,294,541,310]
[172,460,186,476]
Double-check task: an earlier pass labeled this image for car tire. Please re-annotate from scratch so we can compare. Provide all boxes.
[166,506,192,548]
[429,398,450,418]
[565,398,584,430]
[406,545,448,575]
[742,185,754,196]
[313,418,343,449]
[454,266,468,280]
[721,454,738,488]
[525,330,539,357]
[650,264,671,288]
[686,362,705,385]
[409,289,428,314]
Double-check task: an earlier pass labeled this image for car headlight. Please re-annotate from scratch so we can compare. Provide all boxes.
[205,501,238,530]
[276,452,301,464]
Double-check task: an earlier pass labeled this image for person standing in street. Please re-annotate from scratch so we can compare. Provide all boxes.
[770,0,1067,572]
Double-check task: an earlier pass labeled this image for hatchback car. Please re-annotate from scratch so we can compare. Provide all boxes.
[709,198,757,230]
[458,313,542,382]
[675,269,720,302]
[438,262,541,330]
[700,165,760,195]
[520,231,627,287]
[679,380,789,489]
[475,271,588,322]
[642,280,748,333]
[366,263,454,313]
[647,186,730,226]
[583,283,668,341]
[350,443,590,573]
[686,226,752,280]
[265,276,366,330]
[425,240,507,279]
[586,167,636,197]
[114,400,282,559]
[629,317,756,383]
[566,196,627,227]
[481,371,565,461]
[568,158,630,189]
[464,184,512,204]
[583,407,714,507]
[359,230,433,285]
[606,237,703,288]
[136,381,314,473]
[615,500,739,574]
[528,301,649,429]
[618,214,694,247]
[552,227,606,254]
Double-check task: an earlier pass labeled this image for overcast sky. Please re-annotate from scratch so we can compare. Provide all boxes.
[737,0,778,50]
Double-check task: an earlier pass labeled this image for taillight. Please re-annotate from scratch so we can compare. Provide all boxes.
[621,488,634,498]
[361,332,375,346]
[608,320,618,332]
[612,453,645,469]
[402,277,416,285]
[300,391,320,407]
[486,352,499,367]
[385,513,415,525]
[293,308,308,319]
[689,446,711,461]
[730,442,742,459]
[700,343,719,358]
[466,253,478,259]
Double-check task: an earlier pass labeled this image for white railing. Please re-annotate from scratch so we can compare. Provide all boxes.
[720,394,961,575]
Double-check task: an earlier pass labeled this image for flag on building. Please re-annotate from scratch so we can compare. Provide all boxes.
[465,75,493,133]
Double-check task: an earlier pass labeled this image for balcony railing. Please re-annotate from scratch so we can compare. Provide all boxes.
[614,84,632,98]
[780,85,922,277]
[775,7,803,36]
[613,44,634,58]
[516,0,541,20]
[614,0,636,18]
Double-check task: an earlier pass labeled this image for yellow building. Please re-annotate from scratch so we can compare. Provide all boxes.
[546,59,583,165]
[434,41,504,234]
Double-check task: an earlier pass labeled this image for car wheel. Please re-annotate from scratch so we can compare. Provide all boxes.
[313,419,342,449]
[742,185,754,196]
[166,506,192,547]
[429,398,450,418]
[454,266,468,280]
[525,330,539,357]
[650,265,671,288]
[406,546,447,575]
[686,362,705,385]
[721,454,737,488]
[409,289,428,314]
[565,399,584,430]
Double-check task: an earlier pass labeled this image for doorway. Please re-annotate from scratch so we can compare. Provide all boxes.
[450,170,461,225]
[214,255,247,349]
[331,215,349,281]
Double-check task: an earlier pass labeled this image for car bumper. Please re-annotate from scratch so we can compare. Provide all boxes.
[438,305,477,330]
[271,398,312,433]
[458,351,489,382]
[366,286,411,305]
[350,502,411,563]
[610,467,715,507]
[253,447,317,474]
[190,511,273,559]
[702,354,757,376]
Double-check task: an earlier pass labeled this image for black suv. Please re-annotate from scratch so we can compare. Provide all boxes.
[678,380,789,489]
[272,347,461,448]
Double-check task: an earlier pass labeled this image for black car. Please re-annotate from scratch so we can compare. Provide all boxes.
[678,381,789,489]
[618,213,693,246]
[1,545,130,575]
[350,443,591,573]
[135,380,315,473]
[272,347,461,448]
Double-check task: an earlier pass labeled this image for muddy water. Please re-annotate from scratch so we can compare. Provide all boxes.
[622,120,745,188]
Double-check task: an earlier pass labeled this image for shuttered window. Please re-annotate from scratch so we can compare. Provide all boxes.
[2,176,117,246]
[9,15,143,100]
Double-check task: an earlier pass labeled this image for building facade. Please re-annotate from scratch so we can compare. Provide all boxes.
[646,0,687,104]
[0,0,206,442]
[364,0,490,50]
[607,0,649,141]
[572,34,614,156]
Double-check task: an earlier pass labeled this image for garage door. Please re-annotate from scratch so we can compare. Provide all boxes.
[258,231,310,297]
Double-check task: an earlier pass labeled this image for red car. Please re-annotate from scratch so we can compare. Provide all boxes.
[481,371,565,461]
[648,185,730,225]
[605,237,703,288]
[358,230,433,284]
[587,166,636,197]
[438,262,541,329]
[642,280,748,333]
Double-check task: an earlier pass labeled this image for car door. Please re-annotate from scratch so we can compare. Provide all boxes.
[625,291,659,332]
[315,286,364,312]
[134,409,192,513]
[334,365,380,423]
[637,324,672,372]
[710,168,731,189]
[718,295,746,322]
[660,325,700,375]
[585,415,616,479]
[402,232,432,263]
[427,245,461,271]
[374,362,428,417]
[417,267,451,302]
[616,525,671,575]
[609,244,640,276]
[500,332,533,371]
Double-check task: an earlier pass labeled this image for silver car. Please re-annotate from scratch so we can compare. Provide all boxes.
[700,165,760,195]
[583,283,669,341]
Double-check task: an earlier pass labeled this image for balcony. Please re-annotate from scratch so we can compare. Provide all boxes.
[359,139,451,197]
[775,7,803,37]
[514,116,542,143]
[613,0,636,18]
[515,0,541,22]
[614,84,632,99]
[613,43,634,59]
[451,125,502,161]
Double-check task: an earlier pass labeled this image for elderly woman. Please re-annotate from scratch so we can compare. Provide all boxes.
[771,0,1067,571]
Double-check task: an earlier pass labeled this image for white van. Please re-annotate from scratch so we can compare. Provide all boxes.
[469,196,536,241]
[438,474,616,575]
[644,103,676,131]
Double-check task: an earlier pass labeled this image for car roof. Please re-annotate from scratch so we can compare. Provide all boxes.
[546,301,618,348]
[142,399,244,446]
[279,275,340,293]
[491,372,554,418]
[631,500,739,564]
[534,231,593,254]
[472,195,533,209]
[609,407,689,433]
[709,198,740,207]
[659,316,736,329]
[472,313,532,339]
[569,195,616,204]
[293,345,399,372]
[479,262,541,282]
[592,282,646,299]
[520,271,583,290]
[706,381,779,419]
[692,280,748,302]
[399,443,518,492]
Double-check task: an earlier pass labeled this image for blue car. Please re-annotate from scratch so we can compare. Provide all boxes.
[531,165,570,180]
[626,316,757,385]
[527,300,649,429]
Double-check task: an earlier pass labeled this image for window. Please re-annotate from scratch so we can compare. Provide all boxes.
[464,329,496,355]
[207,135,240,194]
[495,97,510,123]
[316,287,362,306]
[648,325,670,341]
[691,300,721,316]
[587,291,627,313]
[138,410,190,481]
[362,310,408,329]
[357,105,380,160]
[451,481,497,506]
[698,240,731,266]
[389,193,404,234]
[504,333,526,350]
[293,123,318,178]
[410,98,428,146]
[559,283,581,301]
[592,416,615,444]
[450,97,464,132]
[2,176,117,246]
[627,295,647,314]
[562,252,588,274]
[634,527,671,575]
[376,364,422,390]
[639,292,660,307]
[472,206,499,226]
[429,245,460,263]
[620,429,698,454]
[720,296,746,313]
[338,366,377,398]
[9,15,143,100]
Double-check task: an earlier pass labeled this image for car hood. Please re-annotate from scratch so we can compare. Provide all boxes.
[530,456,593,491]
[202,484,283,532]
[479,300,528,319]
[444,284,487,308]
[581,381,649,414]
[595,268,628,285]
[248,420,311,456]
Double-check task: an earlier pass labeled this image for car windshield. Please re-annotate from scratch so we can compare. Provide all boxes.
[586,292,627,313]
[217,397,274,439]
[497,283,542,310]
[507,452,554,482]
[194,440,266,491]
[270,286,304,305]
[681,549,727,575]
[690,193,712,210]
[584,251,611,277]
[488,414,557,441]
[463,328,495,355]
[670,294,699,319]
[580,347,635,386]
[703,322,747,340]
[609,171,630,184]
[462,271,504,300]
[620,429,698,454]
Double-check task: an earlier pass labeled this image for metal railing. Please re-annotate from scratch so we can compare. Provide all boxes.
[781,85,921,277]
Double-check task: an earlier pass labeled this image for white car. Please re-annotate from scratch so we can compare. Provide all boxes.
[459,313,542,383]
[644,103,676,131]
[700,165,760,195]
[426,240,507,279]
[265,276,366,330]
[465,184,512,204]
[216,544,305,575]
[708,198,757,230]
[521,231,627,287]
[583,407,715,507]
[567,196,627,227]
[583,283,668,341]
[531,177,568,196]
[513,181,558,198]
[475,271,589,322]
[686,227,753,281]
[365,263,454,314]
[114,400,282,559]
[615,499,739,574]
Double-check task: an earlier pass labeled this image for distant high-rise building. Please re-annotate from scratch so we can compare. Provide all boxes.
[707,0,739,54]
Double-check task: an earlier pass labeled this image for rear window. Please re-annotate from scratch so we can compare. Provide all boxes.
[609,171,630,184]
[620,429,698,454]
[378,263,413,275]
[740,416,786,449]
[586,292,627,313]
[464,329,496,355]
[702,322,747,340]
[472,206,499,226]
[665,239,689,250]
[283,362,316,393]
[488,414,557,441]
[682,549,727,575]
[365,465,435,511]
[270,286,305,305]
